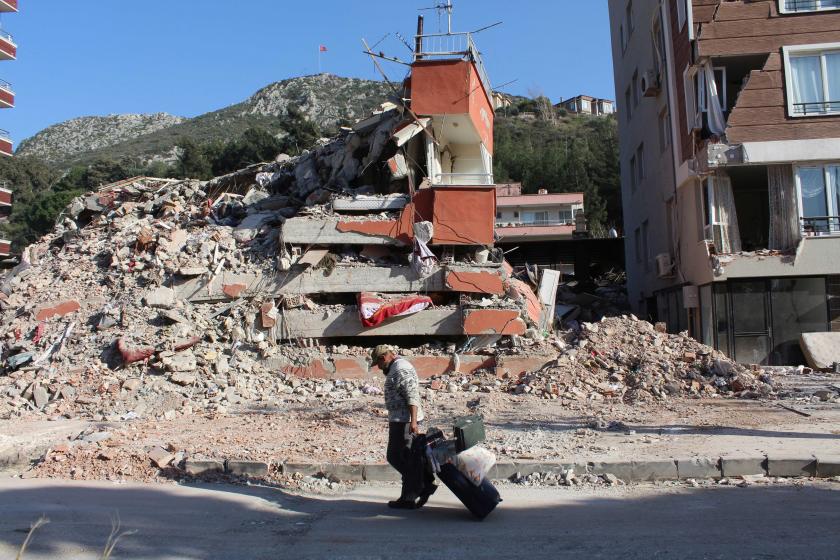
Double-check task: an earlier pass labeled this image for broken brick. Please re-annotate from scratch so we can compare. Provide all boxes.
[117,338,155,365]
[35,300,81,321]
[223,283,248,298]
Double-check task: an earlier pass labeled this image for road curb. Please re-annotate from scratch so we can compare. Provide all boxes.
[282,455,840,483]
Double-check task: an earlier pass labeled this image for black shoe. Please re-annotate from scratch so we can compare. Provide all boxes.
[387,498,418,510]
[415,484,438,509]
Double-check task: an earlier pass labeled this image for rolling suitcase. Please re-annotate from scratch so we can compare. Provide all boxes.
[437,462,501,520]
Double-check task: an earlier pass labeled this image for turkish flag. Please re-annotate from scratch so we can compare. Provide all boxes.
[319,45,328,52]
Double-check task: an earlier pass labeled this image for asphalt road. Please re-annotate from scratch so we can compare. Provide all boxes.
[0,478,838,559]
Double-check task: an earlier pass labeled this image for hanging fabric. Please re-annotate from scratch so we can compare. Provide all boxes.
[713,172,742,254]
[767,165,801,250]
[704,63,727,136]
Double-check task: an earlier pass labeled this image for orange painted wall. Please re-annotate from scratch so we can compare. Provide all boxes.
[431,187,496,245]
[410,59,494,154]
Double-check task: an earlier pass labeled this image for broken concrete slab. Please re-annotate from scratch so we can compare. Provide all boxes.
[144,287,175,309]
[278,307,463,339]
[148,447,175,469]
[35,300,81,322]
[282,218,407,246]
[800,332,840,370]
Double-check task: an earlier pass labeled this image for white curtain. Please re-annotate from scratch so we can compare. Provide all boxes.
[713,172,742,254]
[798,167,827,218]
[768,165,800,250]
[826,53,840,108]
[704,63,727,135]
[791,56,824,113]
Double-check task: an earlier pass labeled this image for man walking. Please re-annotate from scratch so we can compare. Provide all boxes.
[371,345,436,509]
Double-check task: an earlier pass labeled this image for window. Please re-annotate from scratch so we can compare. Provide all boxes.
[683,66,700,132]
[523,211,549,224]
[629,155,637,192]
[632,70,640,107]
[677,0,687,30]
[581,99,591,112]
[513,211,519,219]
[795,164,840,234]
[636,143,645,184]
[780,0,840,13]
[697,67,727,113]
[784,44,840,116]
[495,211,502,219]
[558,209,574,223]
[625,86,632,121]
[658,108,670,153]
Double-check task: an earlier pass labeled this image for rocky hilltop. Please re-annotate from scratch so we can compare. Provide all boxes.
[17,113,187,164]
[16,75,391,167]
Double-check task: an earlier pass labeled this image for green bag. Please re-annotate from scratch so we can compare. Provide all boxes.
[453,415,485,452]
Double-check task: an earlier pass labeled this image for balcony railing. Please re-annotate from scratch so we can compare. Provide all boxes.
[414,31,493,99]
[783,0,840,12]
[793,101,840,115]
[0,128,10,142]
[434,172,494,186]
[0,29,14,45]
[0,79,12,94]
[497,220,574,228]
[801,215,840,235]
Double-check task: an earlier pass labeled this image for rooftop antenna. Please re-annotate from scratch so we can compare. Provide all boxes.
[419,0,454,34]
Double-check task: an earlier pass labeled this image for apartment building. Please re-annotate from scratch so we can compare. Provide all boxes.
[0,0,17,259]
[494,183,585,242]
[558,95,616,116]
[609,0,840,366]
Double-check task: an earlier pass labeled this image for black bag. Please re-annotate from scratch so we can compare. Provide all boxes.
[436,463,501,520]
[453,416,485,452]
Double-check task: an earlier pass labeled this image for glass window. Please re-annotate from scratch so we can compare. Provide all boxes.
[658,109,670,153]
[788,48,840,115]
[714,283,731,357]
[770,277,828,365]
[796,164,840,234]
[677,0,687,29]
[734,336,771,365]
[783,0,840,13]
[731,281,768,334]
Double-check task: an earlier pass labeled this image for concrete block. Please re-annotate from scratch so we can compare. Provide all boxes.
[226,460,269,477]
[587,461,634,481]
[800,332,840,369]
[817,455,840,478]
[283,462,323,477]
[676,457,721,479]
[720,456,767,478]
[362,463,401,482]
[538,462,587,476]
[185,459,224,476]
[632,460,678,481]
[322,463,365,481]
[512,461,545,476]
[488,462,518,480]
[766,456,817,477]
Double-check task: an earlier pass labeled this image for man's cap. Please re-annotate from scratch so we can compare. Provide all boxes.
[370,344,393,362]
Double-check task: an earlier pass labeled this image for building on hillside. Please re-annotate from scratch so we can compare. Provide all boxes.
[494,183,584,242]
[0,0,17,259]
[559,95,616,116]
[608,0,840,366]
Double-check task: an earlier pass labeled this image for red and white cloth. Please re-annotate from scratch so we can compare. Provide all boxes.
[358,292,433,328]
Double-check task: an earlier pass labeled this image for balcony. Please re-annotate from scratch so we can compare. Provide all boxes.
[0,79,14,108]
[0,129,12,156]
[801,216,840,236]
[414,31,492,100]
[434,172,494,186]
[0,30,15,61]
[0,0,17,13]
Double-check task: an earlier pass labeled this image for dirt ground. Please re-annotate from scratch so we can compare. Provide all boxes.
[6,368,838,485]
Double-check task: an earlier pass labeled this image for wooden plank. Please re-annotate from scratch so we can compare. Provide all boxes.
[278,307,464,338]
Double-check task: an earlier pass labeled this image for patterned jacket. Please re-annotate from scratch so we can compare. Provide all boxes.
[384,358,424,423]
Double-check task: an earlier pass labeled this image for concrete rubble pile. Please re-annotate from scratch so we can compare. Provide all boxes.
[0,94,549,422]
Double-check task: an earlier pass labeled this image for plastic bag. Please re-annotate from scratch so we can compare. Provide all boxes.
[456,445,496,486]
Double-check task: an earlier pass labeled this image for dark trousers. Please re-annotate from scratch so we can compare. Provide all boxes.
[386,422,434,500]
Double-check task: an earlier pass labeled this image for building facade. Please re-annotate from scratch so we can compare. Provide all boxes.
[559,95,616,116]
[0,0,16,258]
[609,0,840,366]
[494,183,584,242]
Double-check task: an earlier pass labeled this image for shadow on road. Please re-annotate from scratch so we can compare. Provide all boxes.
[1,479,840,559]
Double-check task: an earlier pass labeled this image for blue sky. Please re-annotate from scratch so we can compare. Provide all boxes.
[1,0,615,143]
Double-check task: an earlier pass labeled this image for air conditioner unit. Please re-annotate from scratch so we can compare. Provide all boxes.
[656,253,674,278]
[641,70,661,97]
